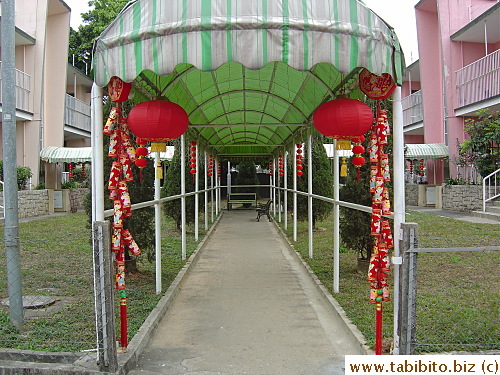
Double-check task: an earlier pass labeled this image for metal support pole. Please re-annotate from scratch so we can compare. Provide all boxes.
[392,86,406,354]
[211,157,214,223]
[2,0,23,329]
[92,221,118,372]
[92,84,105,222]
[181,135,186,260]
[399,223,418,355]
[284,151,288,230]
[273,156,276,216]
[154,152,162,293]
[293,144,298,242]
[333,140,340,293]
[205,151,208,230]
[195,143,199,241]
[308,130,313,259]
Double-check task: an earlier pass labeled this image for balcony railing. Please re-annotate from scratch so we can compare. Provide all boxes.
[456,49,499,109]
[65,94,91,133]
[0,61,31,113]
[402,90,423,127]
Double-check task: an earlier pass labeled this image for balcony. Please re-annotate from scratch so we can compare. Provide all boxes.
[456,49,500,113]
[64,94,91,134]
[402,90,424,129]
[0,61,31,113]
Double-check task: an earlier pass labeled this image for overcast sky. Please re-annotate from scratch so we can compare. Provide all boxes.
[65,0,419,65]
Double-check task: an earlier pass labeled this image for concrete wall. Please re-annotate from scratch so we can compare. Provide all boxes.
[405,184,419,206]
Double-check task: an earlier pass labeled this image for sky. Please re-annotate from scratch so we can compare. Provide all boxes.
[64,0,419,65]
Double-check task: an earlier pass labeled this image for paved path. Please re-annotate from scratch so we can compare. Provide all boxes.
[129,210,364,375]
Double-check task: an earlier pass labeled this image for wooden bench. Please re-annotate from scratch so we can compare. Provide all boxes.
[227,193,257,210]
[256,200,272,222]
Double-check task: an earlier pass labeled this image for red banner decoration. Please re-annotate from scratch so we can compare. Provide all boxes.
[107,76,132,103]
[358,68,397,100]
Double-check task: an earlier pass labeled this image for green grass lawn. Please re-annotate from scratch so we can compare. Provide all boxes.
[0,211,210,352]
[276,210,500,352]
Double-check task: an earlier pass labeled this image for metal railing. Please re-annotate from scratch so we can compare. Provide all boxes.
[483,167,500,211]
[402,90,423,127]
[0,61,31,113]
[456,49,500,109]
[64,94,91,133]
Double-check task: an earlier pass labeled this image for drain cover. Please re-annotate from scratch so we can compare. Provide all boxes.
[1,295,57,309]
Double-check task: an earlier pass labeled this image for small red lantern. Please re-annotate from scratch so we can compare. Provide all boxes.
[313,98,373,140]
[135,158,148,168]
[108,76,132,103]
[128,100,189,151]
[352,145,365,155]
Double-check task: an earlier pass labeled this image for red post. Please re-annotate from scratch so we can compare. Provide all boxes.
[375,301,383,355]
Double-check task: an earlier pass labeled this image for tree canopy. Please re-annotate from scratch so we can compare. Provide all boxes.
[69,0,129,73]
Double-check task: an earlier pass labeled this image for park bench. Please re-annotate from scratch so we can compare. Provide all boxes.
[256,200,272,222]
[227,193,257,210]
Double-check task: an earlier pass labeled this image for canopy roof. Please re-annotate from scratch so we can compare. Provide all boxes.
[93,0,405,159]
[40,146,92,163]
[405,143,449,160]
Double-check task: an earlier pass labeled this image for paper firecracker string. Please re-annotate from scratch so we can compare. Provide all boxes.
[367,102,394,355]
[278,155,284,180]
[296,144,303,181]
[207,155,213,177]
[103,87,144,349]
[189,141,197,181]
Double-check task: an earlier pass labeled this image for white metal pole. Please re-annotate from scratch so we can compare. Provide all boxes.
[392,86,406,355]
[181,135,187,260]
[216,158,220,214]
[278,157,282,223]
[204,151,208,230]
[273,156,276,216]
[308,130,313,259]
[154,152,162,293]
[195,142,199,241]
[284,150,288,230]
[333,140,340,293]
[211,156,214,223]
[293,144,298,242]
[92,84,105,222]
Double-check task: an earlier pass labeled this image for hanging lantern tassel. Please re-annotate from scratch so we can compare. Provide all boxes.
[340,158,348,177]
[156,161,163,179]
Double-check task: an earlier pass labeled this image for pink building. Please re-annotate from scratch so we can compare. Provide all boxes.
[0,0,92,189]
[402,0,499,185]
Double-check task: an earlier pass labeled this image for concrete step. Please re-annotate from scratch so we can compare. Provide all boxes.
[471,210,500,222]
[486,205,500,214]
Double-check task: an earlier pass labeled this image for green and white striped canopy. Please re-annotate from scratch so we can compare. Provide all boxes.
[93,0,406,159]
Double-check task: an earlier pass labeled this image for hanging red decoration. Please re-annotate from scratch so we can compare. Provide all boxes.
[296,144,304,180]
[68,163,74,181]
[313,99,374,139]
[189,141,197,178]
[358,68,397,100]
[108,76,132,103]
[419,159,425,176]
[128,100,189,152]
[208,155,213,177]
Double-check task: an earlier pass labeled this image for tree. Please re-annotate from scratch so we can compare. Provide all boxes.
[161,138,205,229]
[459,110,500,178]
[287,133,334,229]
[69,0,129,73]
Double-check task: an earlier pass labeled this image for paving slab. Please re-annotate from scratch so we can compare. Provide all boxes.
[128,210,365,375]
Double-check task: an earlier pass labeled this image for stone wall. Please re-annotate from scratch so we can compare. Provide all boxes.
[0,188,89,219]
[442,185,482,212]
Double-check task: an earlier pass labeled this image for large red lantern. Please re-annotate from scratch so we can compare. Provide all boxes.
[128,100,189,147]
[313,98,374,140]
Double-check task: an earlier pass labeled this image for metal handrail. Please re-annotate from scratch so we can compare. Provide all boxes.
[0,181,4,218]
[483,167,500,211]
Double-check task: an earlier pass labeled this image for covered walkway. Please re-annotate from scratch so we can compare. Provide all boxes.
[128,210,366,375]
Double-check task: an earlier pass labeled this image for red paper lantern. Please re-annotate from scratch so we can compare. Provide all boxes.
[352,145,365,155]
[136,147,148,157]
[108,76,132,103]
[128,100,189,142]
[313,98,374,139]
[352,156,365,167]
[135,158,148,168]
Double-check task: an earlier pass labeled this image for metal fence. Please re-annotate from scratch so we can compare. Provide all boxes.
[399,223,500,354]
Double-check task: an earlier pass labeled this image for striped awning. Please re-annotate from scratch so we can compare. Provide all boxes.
[405,143,449,160]
[93,0,405,87]
[40,146,92,163]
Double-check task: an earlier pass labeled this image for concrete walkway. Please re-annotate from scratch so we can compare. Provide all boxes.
[128,210,365,375]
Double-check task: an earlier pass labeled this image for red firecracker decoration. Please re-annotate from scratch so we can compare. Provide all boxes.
[269,160,274,176]
[313,98,374,140]
[419,159,425,176]
[217,161,222,178]
[351,136,366,182]
[128,100,189,152]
